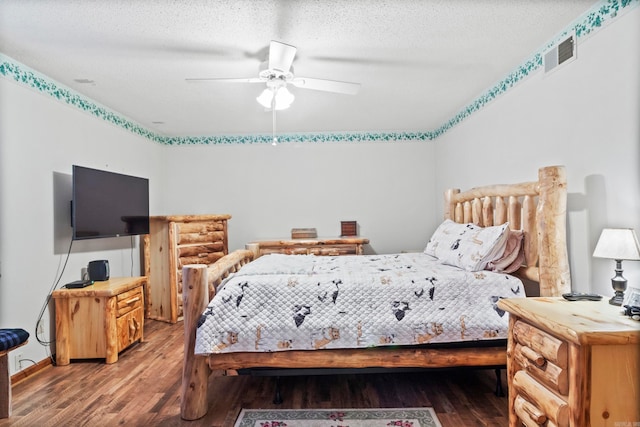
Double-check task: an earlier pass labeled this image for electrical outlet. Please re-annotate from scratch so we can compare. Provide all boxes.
[14,352,23,370]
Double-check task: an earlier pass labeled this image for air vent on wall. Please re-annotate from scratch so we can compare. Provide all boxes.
[544,33,576,73]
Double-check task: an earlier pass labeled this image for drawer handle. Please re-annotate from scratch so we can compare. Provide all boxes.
[124,297,140,305]
[129,317,139,336]
[521,345,546,368]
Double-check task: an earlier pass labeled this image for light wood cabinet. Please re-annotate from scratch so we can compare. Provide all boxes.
[143,214,230,323]
[53,277,146,365]
[498,297,640,427]
[246,237,369,258]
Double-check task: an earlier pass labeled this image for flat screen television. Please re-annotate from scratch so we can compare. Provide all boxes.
[72,165,150,240]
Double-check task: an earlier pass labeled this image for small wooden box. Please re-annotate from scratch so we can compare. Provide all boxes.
[341,221,358,237]
[291,228,317,239]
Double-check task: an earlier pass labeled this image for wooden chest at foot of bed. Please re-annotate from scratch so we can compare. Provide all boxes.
[246,236,369,258]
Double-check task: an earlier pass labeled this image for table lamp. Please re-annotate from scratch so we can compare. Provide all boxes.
[593,228,640,305]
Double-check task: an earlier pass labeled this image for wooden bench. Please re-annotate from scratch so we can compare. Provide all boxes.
[0,329,29,418]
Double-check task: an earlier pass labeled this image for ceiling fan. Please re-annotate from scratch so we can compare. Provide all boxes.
[186,40,361,145]
[186,40,361,111]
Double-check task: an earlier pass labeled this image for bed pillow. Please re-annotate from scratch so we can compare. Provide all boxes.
[424,219,510,271]
[486,229,525,273]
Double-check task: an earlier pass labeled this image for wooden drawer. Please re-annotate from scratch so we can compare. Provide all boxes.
[513,321,567,366]
[178,253,225,267]
[513,371,568,427]
[514,395,558,427]
[116,287,143,317]
[178,243,225,257]
[261,247,310,255]
[308,245,358,256]
[512,320,568,394]
[178,248,225,267]
[176,222,225,245]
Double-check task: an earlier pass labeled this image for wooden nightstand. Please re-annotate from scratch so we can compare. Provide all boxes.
[246,237,369,257]
[498,297,640,427]
[52,277,146,365]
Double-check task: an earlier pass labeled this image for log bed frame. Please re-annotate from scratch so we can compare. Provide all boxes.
[180,165,571,420]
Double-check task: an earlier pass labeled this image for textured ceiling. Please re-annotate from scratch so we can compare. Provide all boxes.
[0,0,601,140]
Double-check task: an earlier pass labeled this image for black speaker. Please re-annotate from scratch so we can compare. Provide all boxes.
[88,260,110,281]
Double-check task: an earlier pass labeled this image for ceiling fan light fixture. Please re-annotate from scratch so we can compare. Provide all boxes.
[256,85,294,110]
[275,86,294,109]
[256,88,273,109]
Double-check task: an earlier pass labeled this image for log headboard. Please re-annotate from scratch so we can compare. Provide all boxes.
[443,165,570,297]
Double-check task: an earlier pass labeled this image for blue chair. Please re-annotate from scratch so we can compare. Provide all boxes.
[0,328,29,418]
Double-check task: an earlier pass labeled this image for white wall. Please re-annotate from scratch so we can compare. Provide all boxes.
[0,77,166,375]
[434,7,640,297]
[161,140,436,255]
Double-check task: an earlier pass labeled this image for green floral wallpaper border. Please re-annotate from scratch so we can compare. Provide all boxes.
[0,0,636,146]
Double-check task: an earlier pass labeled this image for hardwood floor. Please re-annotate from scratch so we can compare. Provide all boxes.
[2,320,509,426]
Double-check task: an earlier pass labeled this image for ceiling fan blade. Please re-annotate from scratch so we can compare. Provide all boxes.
[309,55,405,66]
[290,77,361,95]
[268,40,297,73]
[185,77,264,83]
[309,54,443,68]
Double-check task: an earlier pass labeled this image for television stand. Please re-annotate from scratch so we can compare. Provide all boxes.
[52,276,147,365]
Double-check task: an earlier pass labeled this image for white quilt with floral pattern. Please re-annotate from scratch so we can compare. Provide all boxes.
[195,253,525,355]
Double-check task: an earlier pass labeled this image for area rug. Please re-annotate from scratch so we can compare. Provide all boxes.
[234,408,443,427]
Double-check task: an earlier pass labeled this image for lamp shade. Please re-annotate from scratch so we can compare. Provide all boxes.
[593,228,640,260]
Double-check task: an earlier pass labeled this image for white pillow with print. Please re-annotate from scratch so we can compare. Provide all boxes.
[425,219,510,271]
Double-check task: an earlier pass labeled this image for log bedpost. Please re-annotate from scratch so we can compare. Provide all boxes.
[444,188,459,221]
[181,264,211,420]
[537,166,571,297]
[245,242,260,260]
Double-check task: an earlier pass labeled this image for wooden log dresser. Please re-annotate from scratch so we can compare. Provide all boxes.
[498,297,640,427]
[144,214,230,323]
[52,276,146,365]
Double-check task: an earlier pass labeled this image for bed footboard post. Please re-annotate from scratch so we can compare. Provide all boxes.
[181,264,211,420]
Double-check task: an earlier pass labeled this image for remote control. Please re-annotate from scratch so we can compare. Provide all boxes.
[562,292,602,301]
[65,279,94,288]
